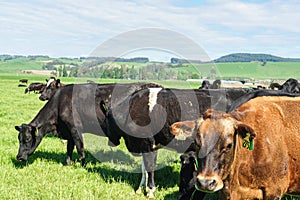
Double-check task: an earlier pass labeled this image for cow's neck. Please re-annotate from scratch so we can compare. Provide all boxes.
[29,101,57,134]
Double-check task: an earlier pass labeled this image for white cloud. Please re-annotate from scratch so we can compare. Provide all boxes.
[1,0,300,59]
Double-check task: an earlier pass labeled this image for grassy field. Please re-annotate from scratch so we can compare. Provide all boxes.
[1,59,300,199]
[2,57,300,80]
[174,61,300,80]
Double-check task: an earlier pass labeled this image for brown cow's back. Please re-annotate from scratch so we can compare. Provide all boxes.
[232,96,300,196]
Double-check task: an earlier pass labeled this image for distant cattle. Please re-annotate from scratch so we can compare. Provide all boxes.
[39,77,65,101]
[104,87,250,198]
[228,89,300,112]
[198,80,221,89]
[25,82,46,94]
[19,79,28,84]
[170,96,300,199]
[198,80,211,89]
[269,78,300,93]
[269,82,281,90]
[15,82,162,167]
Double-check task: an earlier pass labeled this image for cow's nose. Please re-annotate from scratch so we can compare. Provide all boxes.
[16,154,27,162]
[196,178,217,191]
[39,96,46,101]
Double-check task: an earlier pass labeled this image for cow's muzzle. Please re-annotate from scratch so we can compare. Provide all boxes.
[39,95,47,101]
[16,154,28,162]
[196,175,223,193]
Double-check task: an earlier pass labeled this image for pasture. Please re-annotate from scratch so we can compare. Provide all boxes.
[1,73,299,199]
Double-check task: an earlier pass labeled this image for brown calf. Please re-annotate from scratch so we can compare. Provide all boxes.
[170,96,300,199]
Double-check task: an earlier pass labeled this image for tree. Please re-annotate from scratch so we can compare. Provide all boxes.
[62,65,68,77]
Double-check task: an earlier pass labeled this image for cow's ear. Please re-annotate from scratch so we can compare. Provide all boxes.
[15,126,21,131]
[235,122,256,150]
[30,126,38,136]
[170,117,203,140]
[56,79,61,87]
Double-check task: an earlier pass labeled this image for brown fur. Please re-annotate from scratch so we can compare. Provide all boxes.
[171,96,300,199]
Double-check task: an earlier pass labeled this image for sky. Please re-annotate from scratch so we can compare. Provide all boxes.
[1,0,300,61]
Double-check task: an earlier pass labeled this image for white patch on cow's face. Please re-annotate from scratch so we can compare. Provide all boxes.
[220,119,235,135]
[148,88,162,112]
[46,78,55,87]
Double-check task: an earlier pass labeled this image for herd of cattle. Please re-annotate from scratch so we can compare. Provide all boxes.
[15,77,300,199]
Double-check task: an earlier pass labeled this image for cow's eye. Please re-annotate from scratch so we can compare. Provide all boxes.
[226,143,233,150]
[25,138,31,143]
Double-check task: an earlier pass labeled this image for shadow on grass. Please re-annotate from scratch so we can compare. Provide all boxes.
[11,148,180,198]
[85,163,179,193]
[11,147,136,167]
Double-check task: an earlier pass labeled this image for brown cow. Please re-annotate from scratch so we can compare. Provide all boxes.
[170,96,300,199]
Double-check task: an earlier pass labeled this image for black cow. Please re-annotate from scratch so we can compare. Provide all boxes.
[15,82,162,167]
[228,89,300,112]
[179,151,206,200]
[19,79,28,84]
[199,80,221,90]
[25,82,46,94]
[269,78,300,93]
[103,87,250,198]
[198,80,211,89]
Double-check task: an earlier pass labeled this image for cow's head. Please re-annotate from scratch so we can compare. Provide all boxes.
[170,109,255,193]
[15,124,37,161]
[39,77,62,101]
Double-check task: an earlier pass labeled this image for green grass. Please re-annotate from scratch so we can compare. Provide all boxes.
[175,61,300,80]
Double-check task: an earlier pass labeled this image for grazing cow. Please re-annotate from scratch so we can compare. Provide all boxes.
[25,82,46,94]
[170,96,300,199]
[19,79,28,84]
[15,82,162,167]
[39,77,65,101]
[103,87,250,198]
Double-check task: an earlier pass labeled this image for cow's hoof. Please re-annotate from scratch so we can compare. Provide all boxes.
[135,186,144,195]
[147,187,156,199]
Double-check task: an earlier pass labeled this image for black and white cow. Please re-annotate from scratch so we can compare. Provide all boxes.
[103,87,250,198]
[15,82,162,166]
[39,77,65,101]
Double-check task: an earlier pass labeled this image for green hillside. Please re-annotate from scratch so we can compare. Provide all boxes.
[1,55,300,82]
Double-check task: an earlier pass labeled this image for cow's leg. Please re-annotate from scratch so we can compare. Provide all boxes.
[66,139,75,165]
[136,159,148,195]
[142,151,157,199]
[72,130,85,167]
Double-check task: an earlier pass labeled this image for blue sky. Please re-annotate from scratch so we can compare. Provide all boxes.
[1,0,300,61]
